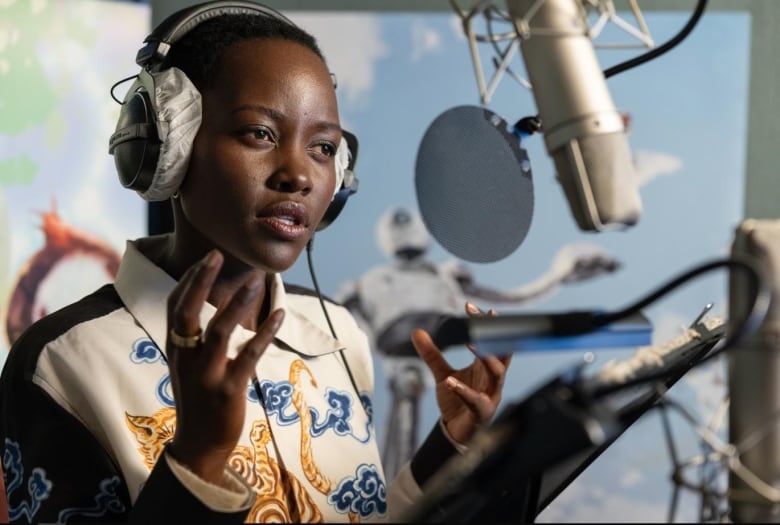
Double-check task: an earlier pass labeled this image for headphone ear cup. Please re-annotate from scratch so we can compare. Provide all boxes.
[317,186,354,232]
[109,80,161,193]
[316,130,359,232]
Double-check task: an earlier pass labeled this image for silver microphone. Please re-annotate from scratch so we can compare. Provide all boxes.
[507,0,642,231]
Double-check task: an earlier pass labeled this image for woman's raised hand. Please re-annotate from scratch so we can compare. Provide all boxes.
[165,249,284,483]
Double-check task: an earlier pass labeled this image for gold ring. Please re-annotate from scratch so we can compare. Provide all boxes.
[168,328,204,349]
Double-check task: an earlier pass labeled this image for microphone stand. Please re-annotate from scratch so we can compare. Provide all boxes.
[399,364,622,523]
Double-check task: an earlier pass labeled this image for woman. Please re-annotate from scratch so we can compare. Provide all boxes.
[0,2,510,522]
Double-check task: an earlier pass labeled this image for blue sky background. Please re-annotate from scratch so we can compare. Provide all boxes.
[0,2,751,521]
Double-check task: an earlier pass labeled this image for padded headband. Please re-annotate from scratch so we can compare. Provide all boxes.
[136,1,296,69]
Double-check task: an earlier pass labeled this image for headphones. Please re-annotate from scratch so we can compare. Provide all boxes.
[108,0,359,232]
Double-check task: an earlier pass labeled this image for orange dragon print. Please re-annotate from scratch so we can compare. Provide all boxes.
[289,359,361,523]
[238,419,321,523]
[125,409,322,522]
[125,358,383,523]
[289,360,332,495]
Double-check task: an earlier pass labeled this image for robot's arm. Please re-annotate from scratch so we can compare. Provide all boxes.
[444,241,622,304]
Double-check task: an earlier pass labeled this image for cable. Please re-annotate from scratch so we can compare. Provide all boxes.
[305,237,363,403]
[502,0,709,132]
[587,256,771,398]
[109,74,138,104]
[594,258,761,327]
[603,0,708,79]
[306,237,338,338]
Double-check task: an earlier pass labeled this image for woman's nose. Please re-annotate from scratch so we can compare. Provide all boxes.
[267,146,312,194]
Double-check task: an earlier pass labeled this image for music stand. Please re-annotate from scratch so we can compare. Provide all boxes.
[400,316,725,523]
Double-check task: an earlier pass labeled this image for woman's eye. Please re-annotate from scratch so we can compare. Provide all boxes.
[252,128,272,141]
[240,127,275,144]
[316,142,336,157]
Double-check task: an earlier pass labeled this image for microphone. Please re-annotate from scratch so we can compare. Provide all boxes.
[506,0,642,232]
[429,308,653,355]
[415,0,642,264]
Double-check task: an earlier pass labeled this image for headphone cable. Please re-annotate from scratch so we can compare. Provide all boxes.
[305,237,363,401]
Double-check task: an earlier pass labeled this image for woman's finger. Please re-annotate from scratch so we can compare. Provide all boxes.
[465,301,497,353]
[444,376,492,421]
[464,344,511,387]
[169,250,223,339]
[167,258,204,319]
[483,355,509,395]
[465,301,482,316]
[411,329,454,382]
[199,273,266,370]
[228,308,285,383]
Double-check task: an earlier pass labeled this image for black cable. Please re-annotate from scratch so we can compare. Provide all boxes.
[587,255,771,398]
[503,0,709,132]
[110,74,138,104]
[305,237,363,402]
[604,0,708,79]
[593,257,763,328]
[306,237,338,338]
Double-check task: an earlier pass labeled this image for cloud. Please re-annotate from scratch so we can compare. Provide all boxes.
[293,13,389,106]
[538,480,670,522]
[633,149,683,187]
[411,18,442,62]
[651,310,690,344]
[620,467,644,488]
[449,13,466,40]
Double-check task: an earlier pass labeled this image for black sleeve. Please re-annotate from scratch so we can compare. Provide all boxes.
[1,369,131,524]
[407,420,540,523]
[409,420,459,487]
[0,364,249,524]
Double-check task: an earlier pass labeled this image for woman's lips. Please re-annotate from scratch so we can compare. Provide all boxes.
[256,202,310,240]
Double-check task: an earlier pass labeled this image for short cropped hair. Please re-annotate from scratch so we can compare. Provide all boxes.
[163,12,325,91]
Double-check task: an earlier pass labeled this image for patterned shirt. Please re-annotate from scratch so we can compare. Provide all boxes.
[0,239,438,523]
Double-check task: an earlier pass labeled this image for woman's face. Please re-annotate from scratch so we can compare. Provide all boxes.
[177,37,341,273]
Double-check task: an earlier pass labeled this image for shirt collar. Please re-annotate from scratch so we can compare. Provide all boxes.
[114,239,343,358]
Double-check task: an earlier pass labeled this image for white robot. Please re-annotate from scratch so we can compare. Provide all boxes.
[335,206,622,480]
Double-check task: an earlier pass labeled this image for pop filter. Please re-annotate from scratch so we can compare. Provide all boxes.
[415,105,534,263]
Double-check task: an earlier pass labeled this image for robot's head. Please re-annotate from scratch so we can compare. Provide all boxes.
[376,206,430,260]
